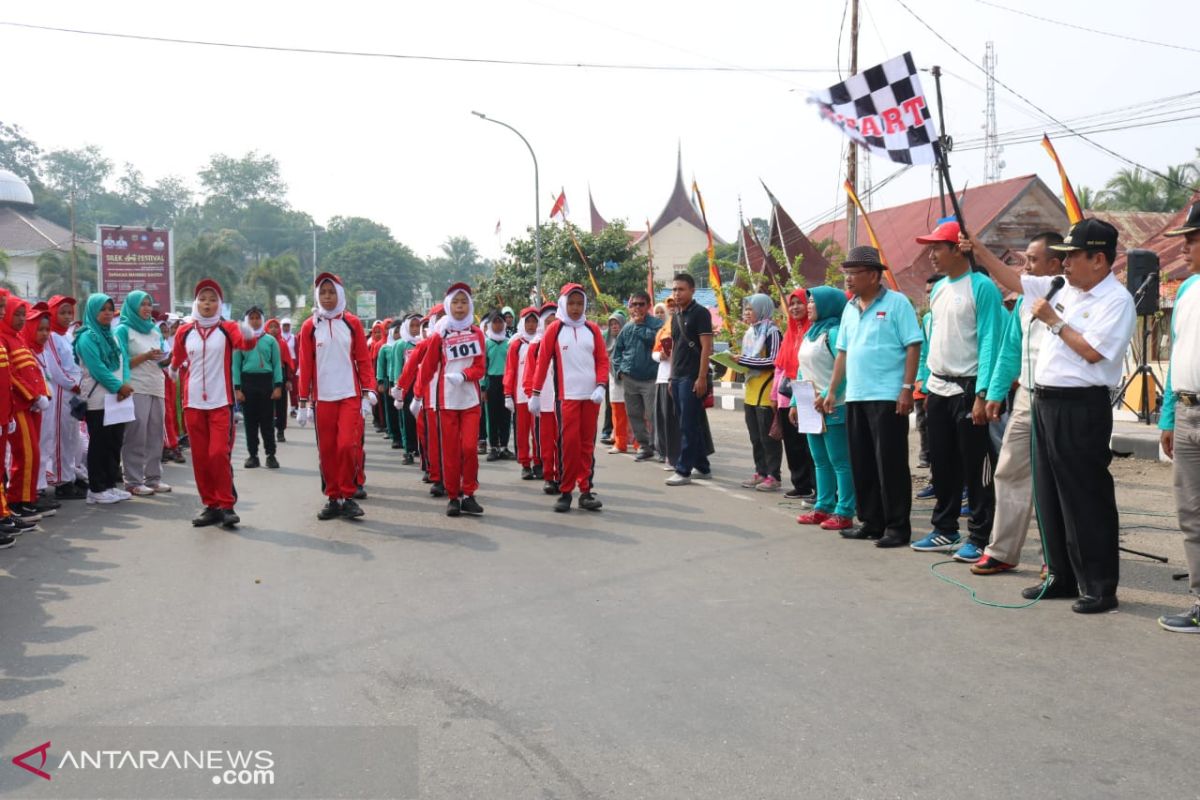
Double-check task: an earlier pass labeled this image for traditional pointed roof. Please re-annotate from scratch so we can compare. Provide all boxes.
[589,188,609,234]
[762,181,831,288]
[644,146,714,240]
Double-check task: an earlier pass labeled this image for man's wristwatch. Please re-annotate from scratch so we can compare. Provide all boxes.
[901,383,914,391]
[1050,321,1067,336]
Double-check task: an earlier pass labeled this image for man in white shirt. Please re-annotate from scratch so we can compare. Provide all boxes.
[980,218,1135,614]
[1157,202,1200,633]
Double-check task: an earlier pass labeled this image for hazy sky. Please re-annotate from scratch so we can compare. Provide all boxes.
[3,1,1198,260]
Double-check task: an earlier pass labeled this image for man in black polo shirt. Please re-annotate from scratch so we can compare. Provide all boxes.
[666,273,713,485]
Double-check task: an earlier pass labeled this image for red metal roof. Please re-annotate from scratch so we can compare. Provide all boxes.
[1111,193,1200,281]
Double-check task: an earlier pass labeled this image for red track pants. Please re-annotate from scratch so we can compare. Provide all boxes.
[185,406,236,509]
[437,406,481,500]
[9,409,41,504]
[539,411,558,482]
[556,399,599,494]
[315,397,364,500]
[514,402,540,468]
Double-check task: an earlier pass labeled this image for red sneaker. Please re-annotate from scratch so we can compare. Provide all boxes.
[971,555,1017,575]
[796,511,830,525]
[819,515,854,531]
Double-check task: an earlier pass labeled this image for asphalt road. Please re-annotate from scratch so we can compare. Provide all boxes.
[0,409,1195,799]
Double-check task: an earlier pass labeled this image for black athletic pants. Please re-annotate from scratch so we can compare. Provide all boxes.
[925,384,996,548]
[846,400,912,540]
[85,409,125,493]
[241,373,276,458]
[485,378,510,449]
[777,406,815,494]
[1033,386,1120,598]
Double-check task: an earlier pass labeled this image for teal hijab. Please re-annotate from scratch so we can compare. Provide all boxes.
[74,292,121,369]
[804,286,849,343]
[118,290,158,335]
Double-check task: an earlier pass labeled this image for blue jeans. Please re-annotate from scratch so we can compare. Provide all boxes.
[671,377,709,477]
[806,407,856,518]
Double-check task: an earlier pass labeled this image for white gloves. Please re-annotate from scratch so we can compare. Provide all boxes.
[296,406,311,427]
[34,395,50,412]
[504,396,515,413]
[390,386,404,401]
[360,397,372,417]
[394,398,404,410]
[239,321,257,340]
[6,420,15,434]
[589,385,606,404]
[410,398,423,417]
[445,372,465,387]
[528,395,541,416]
[365,392,378,406]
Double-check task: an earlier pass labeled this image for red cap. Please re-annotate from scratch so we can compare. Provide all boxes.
[915,220,961,245]
[559,282,585,298]
[314,271,342,288]
[194,279,224,301]
[429,303,445,316]
[519,305,538,319]
[540,302,558,315]
[445,281,473,297]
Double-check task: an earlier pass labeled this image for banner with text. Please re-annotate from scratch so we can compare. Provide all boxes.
[97,226,174,312]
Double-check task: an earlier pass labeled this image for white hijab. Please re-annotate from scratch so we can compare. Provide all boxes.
[191,292,222,329]
[242,311,265,337]
[555,289,587,329]
[313,279,346,320]
[442,289,474,333]
[400,315,422,346]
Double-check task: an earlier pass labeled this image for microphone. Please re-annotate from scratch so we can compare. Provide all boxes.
[1044,276,1066,301]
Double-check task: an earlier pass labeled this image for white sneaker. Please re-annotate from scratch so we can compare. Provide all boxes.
[148,482,172,493]
[665,473,691,486]
[109,488,132,501]
[128,484,155,497]
[87,490,119,505]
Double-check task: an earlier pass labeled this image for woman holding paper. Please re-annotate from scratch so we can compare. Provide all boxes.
[116,290,170,496]
[734,294,783,492]
[773,288,816,502]
[74,293,134,505]
[791,287,855,530]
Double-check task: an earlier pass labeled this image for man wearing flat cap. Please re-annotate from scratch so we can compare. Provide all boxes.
[823,245,924,548]
[968,218,1135,614]
[1157,201,1200,632]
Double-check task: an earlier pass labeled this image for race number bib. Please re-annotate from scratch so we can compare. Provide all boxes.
[444,330,481,362]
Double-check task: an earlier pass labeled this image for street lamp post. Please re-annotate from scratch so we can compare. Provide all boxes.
[471,111,541,303]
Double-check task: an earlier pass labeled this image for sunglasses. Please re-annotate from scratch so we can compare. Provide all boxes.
[628,301,647,307]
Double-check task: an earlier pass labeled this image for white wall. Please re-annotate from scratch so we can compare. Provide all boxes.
[638,220,709,287]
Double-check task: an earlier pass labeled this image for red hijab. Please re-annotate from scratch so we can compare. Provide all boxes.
[22,302,50,354]
[266,317,294,370]
[48,295,76,336]
[0,294,27,352]
[774,287,811,378]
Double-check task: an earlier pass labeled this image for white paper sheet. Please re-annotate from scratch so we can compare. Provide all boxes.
[103,393,136,426]
[791,380,827,435]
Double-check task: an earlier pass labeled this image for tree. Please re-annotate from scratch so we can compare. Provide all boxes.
[199,151,287,210]
[426,236,491,294]
[1076,185,1099,211]
[0,250,16,294]
[42,145,113,201]
[323,216,393,254]
[1159,164,1199,212]
[322,239,424,317]
[1097,165,1197,213]
[175,231,244,302]
[37,248,95,298]
[687,242,739,287]
[0,122,42,184]
[245,253,305,318]
[750,217,770,246]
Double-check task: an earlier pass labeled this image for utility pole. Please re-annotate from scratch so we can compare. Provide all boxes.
[844,0,860,252]
[69,188,78,304]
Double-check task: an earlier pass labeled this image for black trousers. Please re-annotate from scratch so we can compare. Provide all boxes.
[926,387,996,547]
[383,387,402,443]
[914,397,930,465]
[602,385,613,436]
[777,406,815,494]
[485,379,510,448]
[85,409,125,493]
[402,391,419,454]
[241,373,276,457]
[846,401,912,539]
[744,404,782,480]
[274,365,291,433]
[1033,387,1120,598]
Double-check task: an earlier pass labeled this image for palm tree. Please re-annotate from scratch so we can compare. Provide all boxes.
[0,250,16,294]
[1158,163,1199,212]
[245,253,305,318]
[1076,185,1100,211]
[37,247,96,298]
[175,231,242,301]
[1099,168,1168,212]
[426,235,484,292]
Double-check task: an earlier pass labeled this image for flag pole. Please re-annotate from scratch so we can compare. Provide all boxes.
[645,218,654,297]
[691,179,729,321]
[930,65,979,272]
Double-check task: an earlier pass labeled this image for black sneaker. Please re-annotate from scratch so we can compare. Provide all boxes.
[1021,580,1079,600]
[220,508,240,528]
[402,452,414,465]
[192,507,223,527]
[477,441,488,455]
[317,499,342,520]
[4,516,36,532]
[554,492,573,513]
[429,482,446,498]
[1158,603,1200,633]
[532,464,544,480]
[501,448,515,460]
[55,483,85,500]
[542,480,560,495]
[600,435,614,445]
[579,492,603,511]
[353,488,367,500]
[421,472,433,483]
[520,466,534,480]
[11,504,42,523]
[341,498,365,519]
[486,449,501,462]
[391,440,403,449]
[276,430,286,443]
[460,496,484,516]
[0,534,14,549]
[446,498,462,517]
[244,455,260,469]
[36,494,62,514]
[74,477,89,491]
[634,449,656,463]
[265,455,280,469]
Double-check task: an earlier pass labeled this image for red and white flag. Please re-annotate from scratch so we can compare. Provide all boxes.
[549,189,569,221]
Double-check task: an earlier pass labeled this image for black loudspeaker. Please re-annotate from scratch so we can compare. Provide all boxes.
[1126,249,1159,316]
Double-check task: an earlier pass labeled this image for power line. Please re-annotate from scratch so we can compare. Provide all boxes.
[0,20,841,74]
[973,0,1200,55]
[893,0,1199,193]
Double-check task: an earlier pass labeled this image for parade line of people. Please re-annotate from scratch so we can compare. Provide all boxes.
[3,210,1200,635]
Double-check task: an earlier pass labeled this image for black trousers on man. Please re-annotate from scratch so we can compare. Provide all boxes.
[777,406,815,495]
[846,400,912,540]
[1033,386,1120,598]
[926,383,996,548]
[241,372,276,458]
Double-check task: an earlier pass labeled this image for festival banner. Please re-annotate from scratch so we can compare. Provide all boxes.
[96,226,174,312]
[809,52,939,165]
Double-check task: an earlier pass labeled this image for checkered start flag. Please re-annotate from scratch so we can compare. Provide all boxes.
[809,52,939,165]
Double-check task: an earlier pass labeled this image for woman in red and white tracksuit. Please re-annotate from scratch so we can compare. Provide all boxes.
[503,305,541,481]
[171,280,259,528]
[295,272,376,521]
[420,283,486,517]
[523,302,560,495]
[398,305,443,491]
[531,284,608,513]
